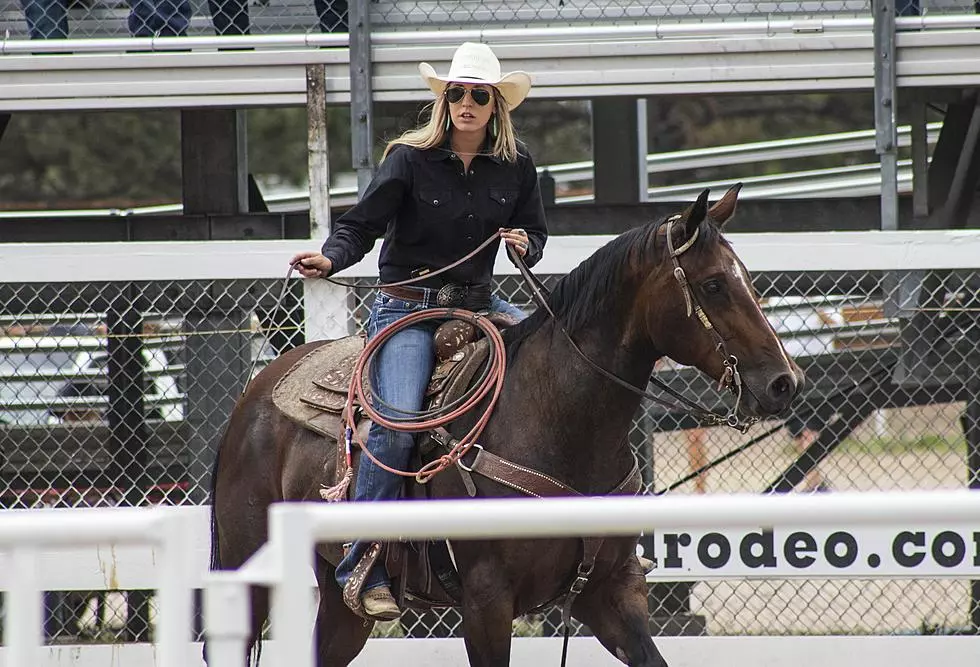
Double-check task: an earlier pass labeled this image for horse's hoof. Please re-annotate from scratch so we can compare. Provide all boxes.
[362,585,401,620]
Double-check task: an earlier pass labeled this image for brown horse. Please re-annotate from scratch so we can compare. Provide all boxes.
[208,185,803,667]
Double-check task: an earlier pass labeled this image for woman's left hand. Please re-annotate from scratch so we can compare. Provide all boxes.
[499,228,530,257]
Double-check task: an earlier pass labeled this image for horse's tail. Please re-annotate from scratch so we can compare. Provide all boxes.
[208,438,222,572]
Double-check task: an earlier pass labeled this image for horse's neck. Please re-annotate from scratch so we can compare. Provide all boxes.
[504,321,656,492]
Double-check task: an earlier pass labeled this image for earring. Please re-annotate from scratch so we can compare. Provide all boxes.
[444,112,451,132]
[490,114,498,139]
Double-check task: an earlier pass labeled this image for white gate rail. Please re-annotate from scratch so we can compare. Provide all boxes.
[0,506,197,667]
[203,490,980,667]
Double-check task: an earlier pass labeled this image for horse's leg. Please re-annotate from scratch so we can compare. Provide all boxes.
[571,557,669,667]
[314,555,374,667]
[459,566,516,667]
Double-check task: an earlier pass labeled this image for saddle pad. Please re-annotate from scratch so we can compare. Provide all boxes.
[271,335,365,429]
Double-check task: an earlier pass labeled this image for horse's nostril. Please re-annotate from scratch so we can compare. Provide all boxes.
[767,373,796,402]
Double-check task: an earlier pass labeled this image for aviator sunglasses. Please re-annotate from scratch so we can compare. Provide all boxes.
[444,85,492,106]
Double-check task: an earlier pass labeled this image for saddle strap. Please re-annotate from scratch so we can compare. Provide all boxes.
[463,446,643,498]
[560,536,604,667]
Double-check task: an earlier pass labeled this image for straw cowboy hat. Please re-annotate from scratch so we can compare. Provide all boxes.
[419,42,532,110]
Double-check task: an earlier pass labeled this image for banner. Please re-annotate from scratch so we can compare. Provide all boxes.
[643,526,980,579]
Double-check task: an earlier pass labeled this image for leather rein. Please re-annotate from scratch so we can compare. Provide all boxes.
[511,216,757,433]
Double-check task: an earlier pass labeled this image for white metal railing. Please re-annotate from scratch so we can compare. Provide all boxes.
[4,231,980,283]
[0,496,976,665]
[202,490,980,667]
[0,506,198,667]
[6,20,980,111]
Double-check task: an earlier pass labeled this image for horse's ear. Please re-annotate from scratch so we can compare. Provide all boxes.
[708,183,743,228]
[682,188,710,237]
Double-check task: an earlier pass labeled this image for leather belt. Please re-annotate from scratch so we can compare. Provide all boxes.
[380,285,431,303]
[381,283,491,311]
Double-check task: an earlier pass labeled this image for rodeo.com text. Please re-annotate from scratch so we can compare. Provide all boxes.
[650,528,980,577]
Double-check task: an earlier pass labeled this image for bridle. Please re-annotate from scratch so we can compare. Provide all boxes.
[662,215,755,430]
[513,215,758,433]
[259,219,758,432]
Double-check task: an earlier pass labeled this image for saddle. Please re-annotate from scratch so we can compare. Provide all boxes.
[270,319,497,460]
[269,314,644,620]
[270,316,508,616]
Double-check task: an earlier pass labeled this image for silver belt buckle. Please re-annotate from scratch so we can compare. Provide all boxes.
[436,284,465,307]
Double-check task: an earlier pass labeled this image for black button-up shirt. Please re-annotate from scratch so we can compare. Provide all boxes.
[321,141,548,288]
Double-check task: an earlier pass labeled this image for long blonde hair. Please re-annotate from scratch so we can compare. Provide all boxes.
[382,87,520,163]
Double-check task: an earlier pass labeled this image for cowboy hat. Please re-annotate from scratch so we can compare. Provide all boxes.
[419,42,532,110]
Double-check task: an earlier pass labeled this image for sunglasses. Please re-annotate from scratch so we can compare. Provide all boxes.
[444,85,492,106]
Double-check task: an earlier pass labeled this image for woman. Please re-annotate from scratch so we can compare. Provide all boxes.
[290,41,548,620]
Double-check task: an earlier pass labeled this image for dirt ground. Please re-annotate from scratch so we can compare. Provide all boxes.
[642,402,973,635]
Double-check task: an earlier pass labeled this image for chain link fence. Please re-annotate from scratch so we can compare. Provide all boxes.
[8,0,980,42]
[1,263,977,641]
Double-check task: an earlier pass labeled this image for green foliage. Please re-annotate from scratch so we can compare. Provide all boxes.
[0,110,182,208]
[0,107,353,209]
[247,106,352,189]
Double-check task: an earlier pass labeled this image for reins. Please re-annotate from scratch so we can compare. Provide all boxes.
[245,230,507,393]
[510,217,757,433]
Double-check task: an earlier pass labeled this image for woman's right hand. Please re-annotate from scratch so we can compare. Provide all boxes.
[290,251,333,279]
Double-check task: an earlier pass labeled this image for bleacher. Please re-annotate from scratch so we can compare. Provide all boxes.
[0,0,892,40]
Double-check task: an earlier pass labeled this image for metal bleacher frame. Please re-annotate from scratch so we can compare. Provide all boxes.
[4,16,980,111]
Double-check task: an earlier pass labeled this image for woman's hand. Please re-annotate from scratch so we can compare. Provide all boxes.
[290,251,333,279]
[499,228,530,257]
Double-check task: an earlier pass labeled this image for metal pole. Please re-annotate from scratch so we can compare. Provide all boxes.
[349,0,375,195]
[307,64,331,239]
[637,98,649,202]
[7,546,42,667]
[910,100,930,219]
[270,506,315,667]
[874,0,898,230]
[156,513,196,667]
[204,576,251,667]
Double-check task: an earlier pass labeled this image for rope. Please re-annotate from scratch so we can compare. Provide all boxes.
[343,308,508,484]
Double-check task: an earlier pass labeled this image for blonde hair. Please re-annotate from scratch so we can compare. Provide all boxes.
[382,87,520,163]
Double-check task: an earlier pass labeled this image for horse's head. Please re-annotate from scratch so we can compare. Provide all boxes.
[641,185,804,418]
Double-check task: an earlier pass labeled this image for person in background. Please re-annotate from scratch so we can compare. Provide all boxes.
[19,0,69,39]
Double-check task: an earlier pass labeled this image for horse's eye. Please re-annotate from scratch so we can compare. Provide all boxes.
[702,279,723,295]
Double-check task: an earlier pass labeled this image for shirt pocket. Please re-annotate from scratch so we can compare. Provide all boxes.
[417,188,453,224]
[488,188,519,222]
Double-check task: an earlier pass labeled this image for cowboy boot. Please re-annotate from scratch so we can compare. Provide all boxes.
[361,585,401,620]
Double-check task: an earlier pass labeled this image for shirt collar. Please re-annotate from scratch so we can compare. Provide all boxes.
[424,136,502,164]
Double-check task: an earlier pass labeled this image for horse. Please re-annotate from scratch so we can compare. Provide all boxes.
[208,184,804,667]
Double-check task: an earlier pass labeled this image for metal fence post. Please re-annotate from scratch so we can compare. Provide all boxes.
[157,511,196,667]
[204,574,251,667]
[874,0,898,231]
[349,0,374,195]
[269,504,315,667]
[7,546,43,667]
[106,290,152,641]
[307,63,331,241]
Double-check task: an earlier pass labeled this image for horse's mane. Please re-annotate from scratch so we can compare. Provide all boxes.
[503,214,725,355]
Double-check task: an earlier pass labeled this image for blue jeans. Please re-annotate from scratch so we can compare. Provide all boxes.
[20,0,67,39]
[335,292,525,593]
